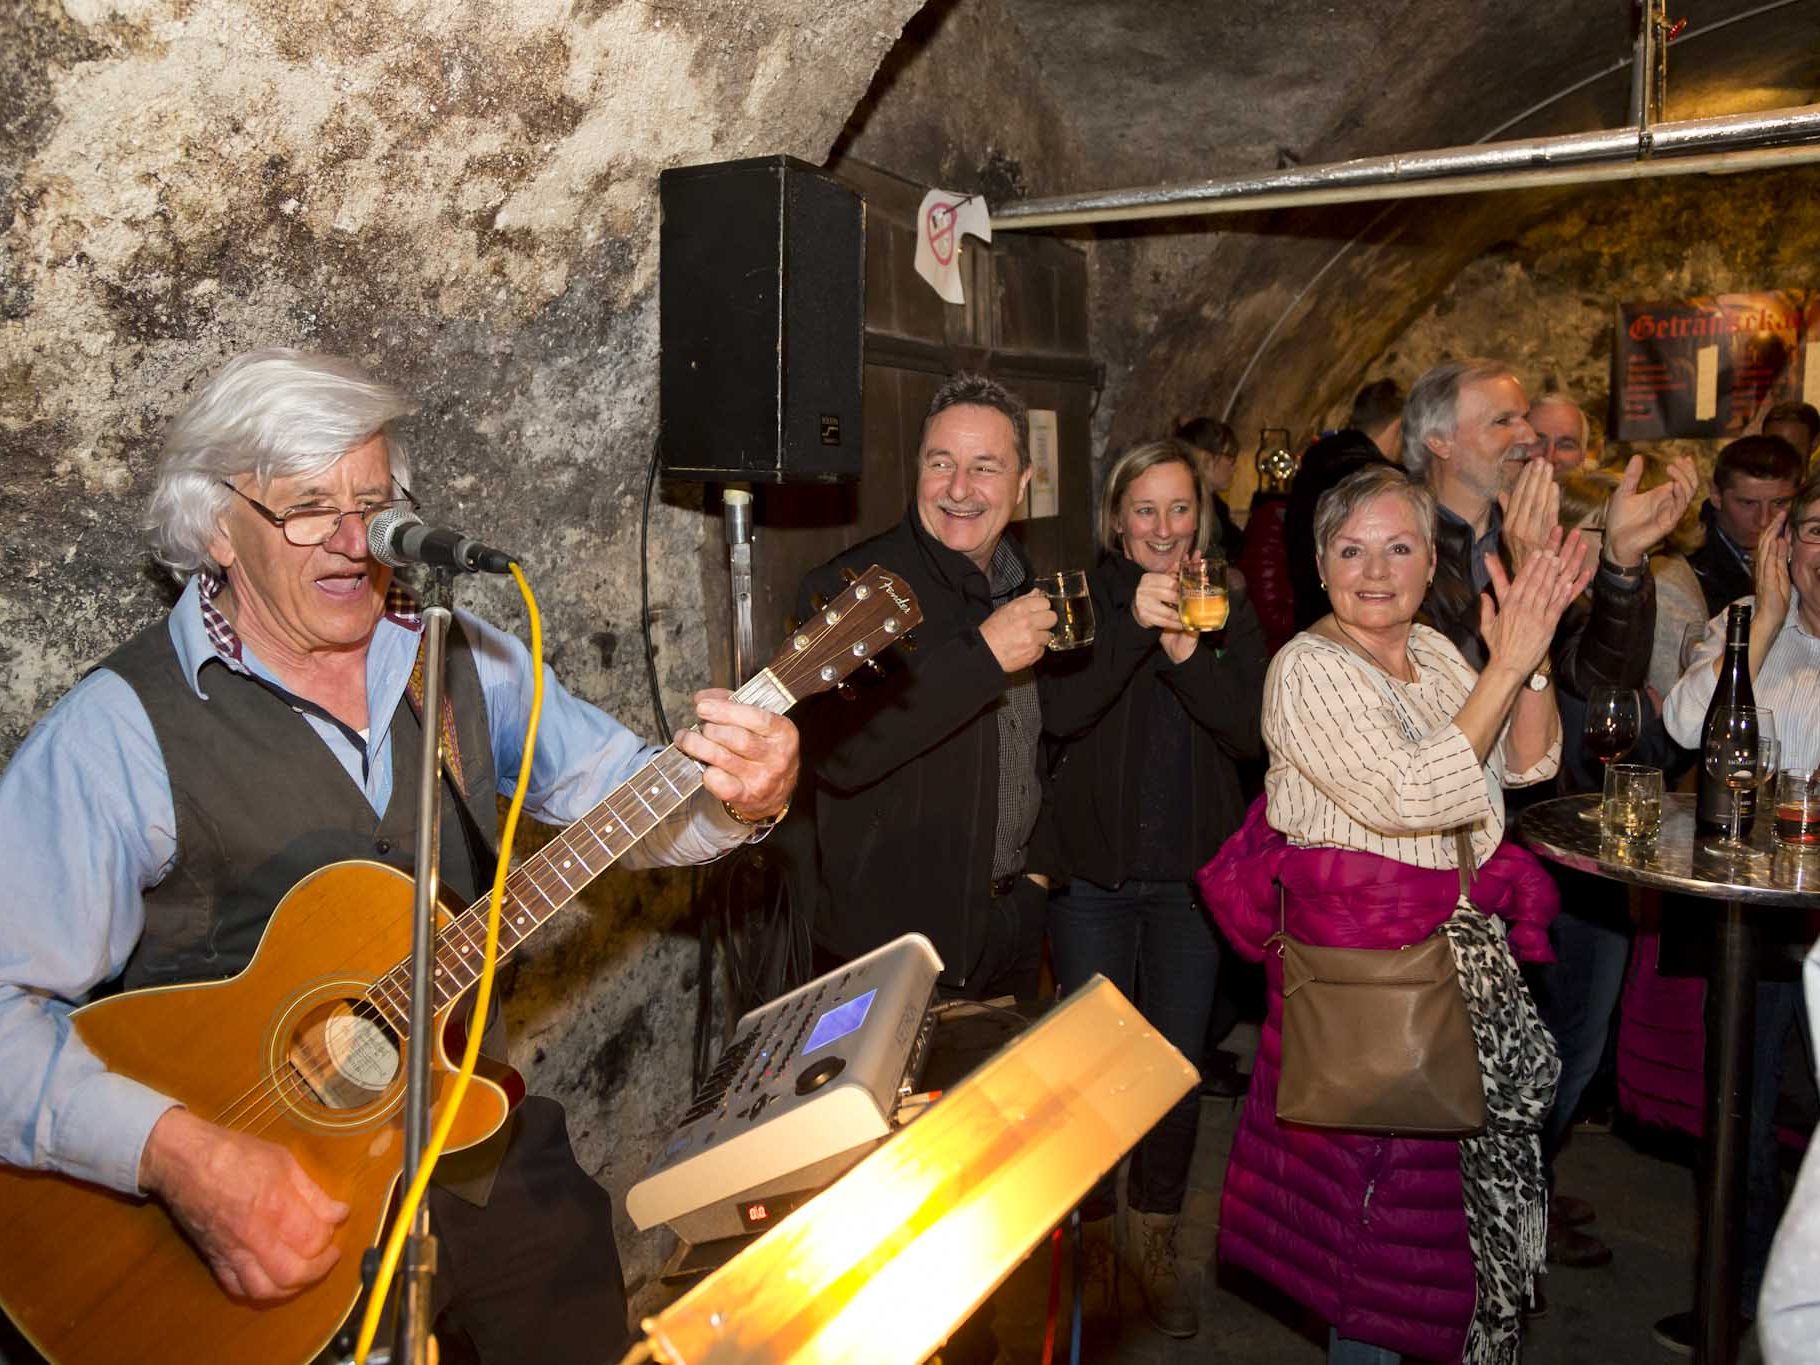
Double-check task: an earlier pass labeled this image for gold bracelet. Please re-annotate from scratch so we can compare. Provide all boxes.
[723,799,789,829]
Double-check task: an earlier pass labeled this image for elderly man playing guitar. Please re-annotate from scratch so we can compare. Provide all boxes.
[0,350,798,1364]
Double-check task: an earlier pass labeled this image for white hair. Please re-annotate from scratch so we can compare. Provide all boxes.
[1527,391,1589,444]
[146,348,416,577]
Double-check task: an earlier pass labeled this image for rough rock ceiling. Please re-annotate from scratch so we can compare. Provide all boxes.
[960,0,1820,467]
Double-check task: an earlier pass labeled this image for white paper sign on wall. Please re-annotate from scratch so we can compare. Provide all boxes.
[913,189,992,306]
[1019,409,1059,521]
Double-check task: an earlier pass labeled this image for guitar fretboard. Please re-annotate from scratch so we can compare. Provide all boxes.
[363,669,793,1034]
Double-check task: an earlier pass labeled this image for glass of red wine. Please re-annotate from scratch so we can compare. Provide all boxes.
[1581,686,1643,819]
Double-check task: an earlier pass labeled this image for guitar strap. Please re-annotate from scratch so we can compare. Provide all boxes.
[405,635,469,801]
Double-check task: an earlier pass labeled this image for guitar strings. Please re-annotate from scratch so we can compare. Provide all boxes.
[194,628,840,1139]
[200,746,714,1139]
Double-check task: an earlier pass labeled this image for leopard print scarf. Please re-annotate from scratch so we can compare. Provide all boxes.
[1436,905,1561,1365]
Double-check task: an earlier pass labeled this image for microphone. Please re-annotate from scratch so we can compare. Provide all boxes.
[367,508,516,575]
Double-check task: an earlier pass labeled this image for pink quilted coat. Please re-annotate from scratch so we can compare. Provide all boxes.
[1197,797,1560,1361]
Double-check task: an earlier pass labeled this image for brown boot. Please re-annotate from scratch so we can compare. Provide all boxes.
[1123,1209,1199,1339]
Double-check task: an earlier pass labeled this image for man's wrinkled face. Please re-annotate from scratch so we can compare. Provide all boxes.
[1527,401,1588,479]
[208,434,395,660]
[915,404,1031,570]
[1428,374,1535,503]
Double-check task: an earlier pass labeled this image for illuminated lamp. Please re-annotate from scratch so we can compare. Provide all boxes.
[628,976,1197,1364]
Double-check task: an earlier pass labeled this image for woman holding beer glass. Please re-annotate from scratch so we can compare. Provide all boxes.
[1039,437,1266,1338]
[1198,464,1589,1363]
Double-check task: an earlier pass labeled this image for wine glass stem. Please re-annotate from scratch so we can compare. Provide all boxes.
[1729,795,1743,844]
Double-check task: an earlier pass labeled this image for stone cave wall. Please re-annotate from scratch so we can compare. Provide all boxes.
[0,0,925,1299]
[1348,167,1820,477]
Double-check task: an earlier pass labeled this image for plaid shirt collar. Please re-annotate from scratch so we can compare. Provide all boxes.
[194,570,423,668]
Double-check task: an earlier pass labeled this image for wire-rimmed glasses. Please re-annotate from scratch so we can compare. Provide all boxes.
[220,478,420,548]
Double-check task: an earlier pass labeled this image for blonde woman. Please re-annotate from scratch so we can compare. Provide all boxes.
[1040,437,1266,1337]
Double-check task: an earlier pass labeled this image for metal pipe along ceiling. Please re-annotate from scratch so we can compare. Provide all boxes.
[990,102,1820,230]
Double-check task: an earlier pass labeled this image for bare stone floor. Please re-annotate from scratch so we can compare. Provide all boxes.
[987,1095,1768,1365]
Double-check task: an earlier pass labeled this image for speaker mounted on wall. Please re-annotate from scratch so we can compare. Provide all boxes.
[659,155,866,484]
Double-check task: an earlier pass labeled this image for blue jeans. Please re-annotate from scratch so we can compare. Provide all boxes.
[1049,878,1219,1216]
[1327,1327,1399,1363]
[1533,885,1633,1167]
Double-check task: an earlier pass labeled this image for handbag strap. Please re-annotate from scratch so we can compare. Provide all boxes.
[1453,827,1476,904]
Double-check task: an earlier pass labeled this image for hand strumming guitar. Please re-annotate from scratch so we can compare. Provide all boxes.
[139,1106,349,1301]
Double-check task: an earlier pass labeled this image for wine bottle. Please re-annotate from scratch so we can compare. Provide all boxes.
[1696,602,1757,835]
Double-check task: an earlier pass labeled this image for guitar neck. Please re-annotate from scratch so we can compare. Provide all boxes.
[368,668,794,1030]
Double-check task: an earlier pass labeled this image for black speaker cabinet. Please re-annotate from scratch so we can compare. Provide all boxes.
[659,155,866,484]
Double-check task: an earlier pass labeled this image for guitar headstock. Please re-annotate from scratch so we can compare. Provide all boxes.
[767,564,923,703]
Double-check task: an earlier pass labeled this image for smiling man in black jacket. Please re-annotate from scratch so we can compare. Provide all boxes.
[794,373,1058,1001]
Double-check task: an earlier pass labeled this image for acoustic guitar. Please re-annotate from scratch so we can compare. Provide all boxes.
[0,566,921,1365]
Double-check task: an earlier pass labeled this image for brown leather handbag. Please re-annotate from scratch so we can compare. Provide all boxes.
[1269,831,1487,1137]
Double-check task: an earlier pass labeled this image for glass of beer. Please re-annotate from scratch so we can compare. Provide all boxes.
[1177,557,1229,633]
[1036,570,1095,651]
[1773,769,1820,848]
[1601,762,1663,844]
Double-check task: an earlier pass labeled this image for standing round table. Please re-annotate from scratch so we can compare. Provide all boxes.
[1518,792,1820,1365]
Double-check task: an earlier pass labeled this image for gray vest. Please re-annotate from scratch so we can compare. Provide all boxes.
[103,616,499,993]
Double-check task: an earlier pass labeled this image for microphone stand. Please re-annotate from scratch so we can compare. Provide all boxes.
[394,565,455,1365]
[723,486,754,683]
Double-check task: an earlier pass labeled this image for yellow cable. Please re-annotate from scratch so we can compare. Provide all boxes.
[356,564,544,1364]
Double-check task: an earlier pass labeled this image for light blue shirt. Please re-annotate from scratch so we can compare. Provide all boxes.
[0,578,748,1194]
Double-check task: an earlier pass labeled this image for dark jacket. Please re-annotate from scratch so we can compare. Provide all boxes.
[793,510,1052,989]
[1687,507,1754,616]
[1040,553,1265,889]
[1286,430,1390,633]
[1236,494,1296,656]
[1423,502,1656,698]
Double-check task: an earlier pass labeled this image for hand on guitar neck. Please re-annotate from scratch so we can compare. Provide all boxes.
[139,1106,350,1302]
[680,688,800,823]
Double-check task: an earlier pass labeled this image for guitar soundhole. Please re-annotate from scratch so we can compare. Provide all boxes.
[287,998,401,1110]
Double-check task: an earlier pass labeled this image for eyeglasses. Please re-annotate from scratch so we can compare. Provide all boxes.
[1794,519,1820,546]
[220,478,421,548]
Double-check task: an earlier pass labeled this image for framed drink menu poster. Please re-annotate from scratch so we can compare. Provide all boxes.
[1611,290,1820,440]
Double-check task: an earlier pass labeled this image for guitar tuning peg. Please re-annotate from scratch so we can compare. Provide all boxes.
[897,631,919,652]
[839,567,860,584]
[809,593,827,612]
[863,658,886,677]
[836,681,858,702]
[784,616,800,635]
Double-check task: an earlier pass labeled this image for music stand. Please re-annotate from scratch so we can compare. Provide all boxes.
[635,975,1198,1364]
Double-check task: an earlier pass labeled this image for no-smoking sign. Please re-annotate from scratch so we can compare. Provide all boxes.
[913,188,990,305]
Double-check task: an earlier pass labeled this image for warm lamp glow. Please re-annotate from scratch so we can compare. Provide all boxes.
[638,975,1197,1364]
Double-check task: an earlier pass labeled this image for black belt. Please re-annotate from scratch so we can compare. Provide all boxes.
[990,875,1020,898]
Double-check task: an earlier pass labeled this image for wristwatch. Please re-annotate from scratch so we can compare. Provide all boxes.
[1599,552,1647,580]
[1526,659,1553,692]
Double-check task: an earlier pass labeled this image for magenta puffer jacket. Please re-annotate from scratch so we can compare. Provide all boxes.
[1196,797,1560,1362]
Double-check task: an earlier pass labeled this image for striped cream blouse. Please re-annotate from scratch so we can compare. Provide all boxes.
[1262,625,1561,870]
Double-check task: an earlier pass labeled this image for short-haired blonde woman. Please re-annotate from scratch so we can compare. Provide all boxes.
[1039,437,1266,1338]
[1200,464,1588,1364]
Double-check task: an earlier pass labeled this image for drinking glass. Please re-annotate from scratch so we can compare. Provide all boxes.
[1036,570,1095,651]
[1584,687,1642,767]
[1577,687,1641,820]
[1773,769,1820,848]
[1601,763,1663,843]
[1703,705,1765,848]
[1177,557,1229,633]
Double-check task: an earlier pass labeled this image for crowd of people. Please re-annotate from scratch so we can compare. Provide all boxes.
[3,345,1818,1365]
[786,360,1817,1363]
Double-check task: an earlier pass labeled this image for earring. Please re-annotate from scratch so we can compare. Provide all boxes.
[1319,579,1328,591]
